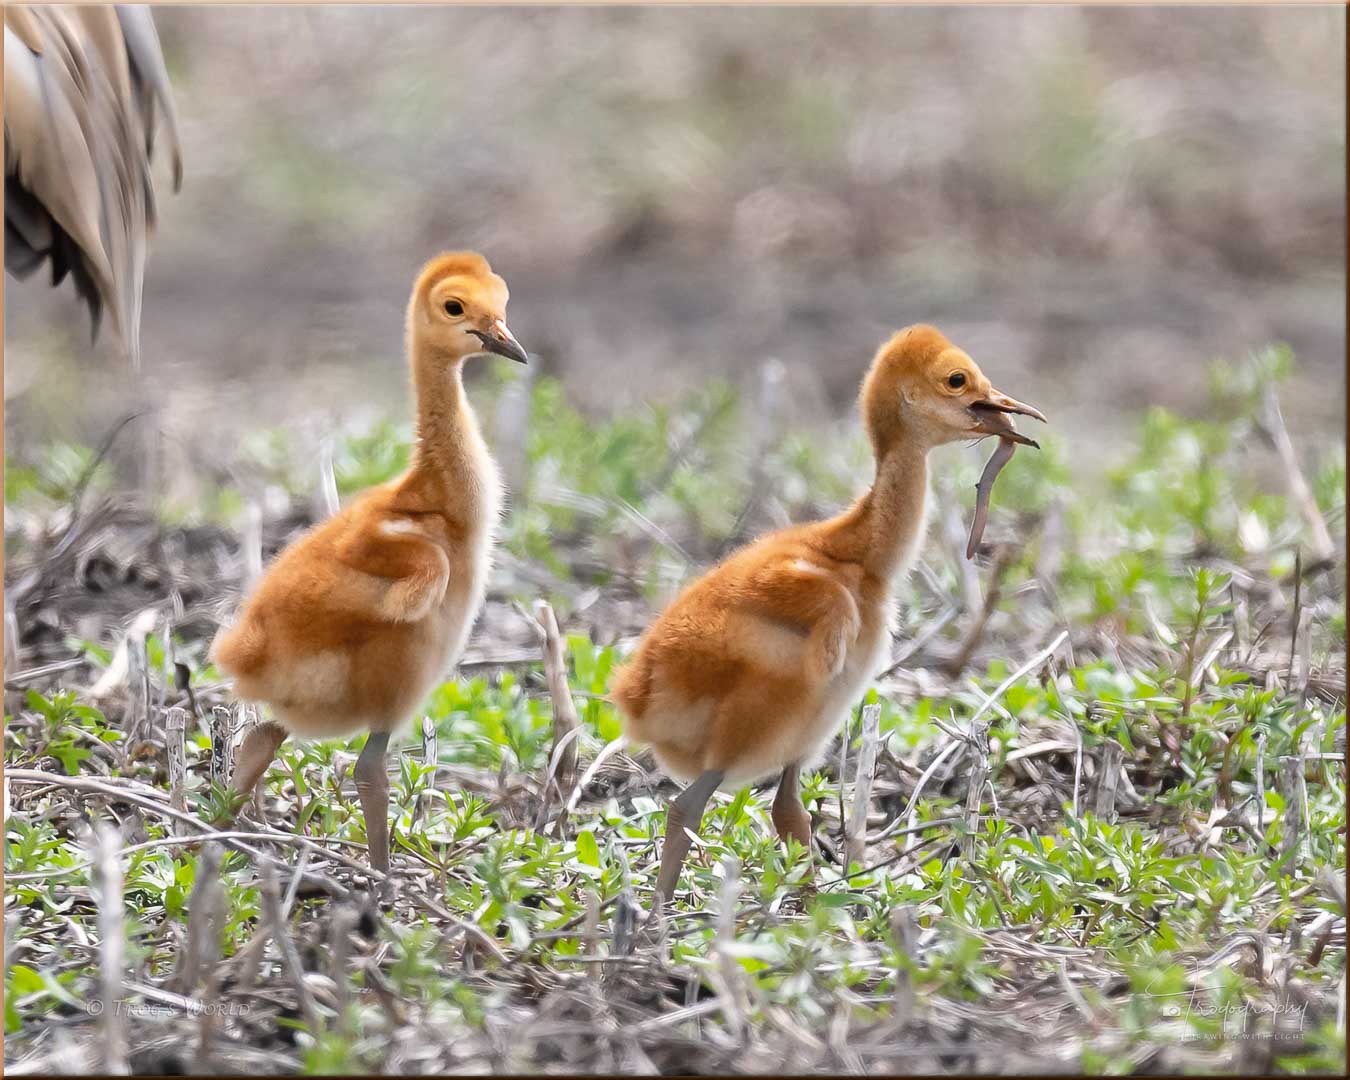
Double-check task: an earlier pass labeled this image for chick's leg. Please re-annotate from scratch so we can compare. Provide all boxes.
[771,762,812,847]
[654,769,724,905]
[354,731,392,876]
[231,721,289,803]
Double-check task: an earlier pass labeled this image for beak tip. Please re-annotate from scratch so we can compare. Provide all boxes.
[470,328,530,365]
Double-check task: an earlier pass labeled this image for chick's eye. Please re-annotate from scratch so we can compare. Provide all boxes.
[947,372,967,390]
[443,300,464,317]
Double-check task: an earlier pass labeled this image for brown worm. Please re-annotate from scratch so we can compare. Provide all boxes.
[966,436,1017,560]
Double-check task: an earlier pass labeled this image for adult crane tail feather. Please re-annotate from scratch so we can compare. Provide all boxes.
[4,3,182,371]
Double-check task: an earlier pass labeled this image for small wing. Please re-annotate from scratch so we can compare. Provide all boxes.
[729,551,862,681]
[332,515,452,624]
[734,552,860,636]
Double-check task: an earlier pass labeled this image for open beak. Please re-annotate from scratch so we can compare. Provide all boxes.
[969,390,1046,448]
[469,319,529,364]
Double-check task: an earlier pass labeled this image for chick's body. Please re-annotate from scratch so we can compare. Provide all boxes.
[209,251,528,876]
[613,516,911,786]
[613,324,1045,901]
[214,451,499,739]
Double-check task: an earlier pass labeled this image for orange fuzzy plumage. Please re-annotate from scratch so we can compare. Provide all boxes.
[210,252,528,876]
[611,324,1045,901]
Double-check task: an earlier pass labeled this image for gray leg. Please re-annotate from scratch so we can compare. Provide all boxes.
[771,762,812,847]
[231,721,288,803]
[654,770,724,905]
[354,732,392,876]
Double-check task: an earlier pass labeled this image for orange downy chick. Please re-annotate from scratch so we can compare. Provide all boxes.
[611,324,1045,902]
[210,252,528,876]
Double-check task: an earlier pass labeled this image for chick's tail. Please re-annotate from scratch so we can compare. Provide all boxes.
[608,650,651,728]
[209,616,267,680]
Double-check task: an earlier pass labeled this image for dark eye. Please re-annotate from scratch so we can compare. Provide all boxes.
[947,372,967,390]
[443,300,464,317]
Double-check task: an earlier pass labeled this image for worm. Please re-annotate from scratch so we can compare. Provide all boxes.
[966,436,1018,560]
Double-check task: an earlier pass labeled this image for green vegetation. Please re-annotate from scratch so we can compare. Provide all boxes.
[3,348,1345,1074]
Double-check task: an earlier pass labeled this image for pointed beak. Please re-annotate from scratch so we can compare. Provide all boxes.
[469,319,529,364]
[969,390,1046,448]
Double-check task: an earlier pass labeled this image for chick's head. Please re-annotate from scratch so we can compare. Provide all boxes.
[862,324,1045,453]
[409,251,528,365]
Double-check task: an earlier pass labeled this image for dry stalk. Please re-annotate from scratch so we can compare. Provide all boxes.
[135,626,152,735]
[946,542,1020,677]
[173,842,224,996]
[612,887,643,960]
[1232,580,1250,657]
[4,596,20,676]
[901,738,965,857]
[157,616,172,717]
[845,704,882,868]
[611,843,641,960]
[259,860,322,1033]
[174,661,202,726]
[879,603,959,675]
[836,712,850,844]
[1288,548,1303,685]
[420,713,437,766]
[1295,607,1314,710]
[6,770,355,900]
[1262,386,1336,565]
[5,656,84,690]
[412,714,437,830]
[3,913,17,977]
[565,735,630,817]
[88,606,160,700]
[234,852,312,996]
[529,599,580,797]
[317,437,340,520]
[86,822,129,1075]
[941,491,984,615]
[331,905,358,1034]
[121,628,150,755]
[585,889,602,987]
[1278,755,1306,870]
[902,630,1068,832]
[210,706,234,788]
[165,706,188,812]
[1094,740,1123,824]
[711,857,747,1042]
[1255,732,1269,825]
[242,501,263,589]
[962,727,992,860]
[890,905,918,1030]
[1068,708,1085,818]
[182,843,227,1071]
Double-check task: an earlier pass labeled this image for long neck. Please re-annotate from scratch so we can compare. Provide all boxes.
[399,340,491,517]
[865,440,929,578]
[823,432,930,583]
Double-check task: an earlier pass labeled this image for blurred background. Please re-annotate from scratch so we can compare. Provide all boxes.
[4,3,1346,497]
